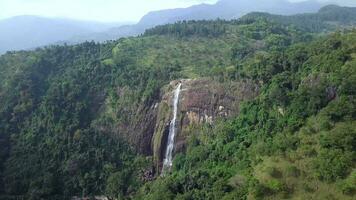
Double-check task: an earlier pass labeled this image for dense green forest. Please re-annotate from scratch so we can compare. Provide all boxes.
[0,5,355,200]
[138,27,356,200]
[242,5,356,33]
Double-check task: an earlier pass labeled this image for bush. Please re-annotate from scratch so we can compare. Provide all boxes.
[338,170,356,195]
[319,122,356,151]
[252,182,272,198]
[285,165,300,178]
[265,167,282,178]
[313,149,353,182]
[265,179,286,193]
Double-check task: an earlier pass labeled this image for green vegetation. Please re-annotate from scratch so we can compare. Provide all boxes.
[0,5,355,200]
[243,5,356,33]
[136,30,356,200]
[0,43,150,199]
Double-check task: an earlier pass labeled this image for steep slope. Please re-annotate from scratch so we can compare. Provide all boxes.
[137,28,356,200]
[152,79,259,172]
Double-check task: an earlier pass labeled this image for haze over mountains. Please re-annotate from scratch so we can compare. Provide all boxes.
[0,16,130,54]
[138,0,323,27]
[0,0,351,53]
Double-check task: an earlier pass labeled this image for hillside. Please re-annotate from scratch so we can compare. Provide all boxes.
[243,5,356,32]
[0,10,355,200]
[140,23,356,200]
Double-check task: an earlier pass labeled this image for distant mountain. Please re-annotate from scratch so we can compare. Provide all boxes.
[137,0,324,27]
[0,16,128,53]
[76,0,325,43]
[62,24,146,44]
[0,0,350,53]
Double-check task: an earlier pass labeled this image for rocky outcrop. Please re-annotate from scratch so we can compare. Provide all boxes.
[127,104,158,155]
[96,86,161,156]
[152,78,259,171]
[107,78,258,172]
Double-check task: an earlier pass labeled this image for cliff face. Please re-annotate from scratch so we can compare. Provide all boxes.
[103,87,160,156]
[110,78,259,172]
[151,79,259,171]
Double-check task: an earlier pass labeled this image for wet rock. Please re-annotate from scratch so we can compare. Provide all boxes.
[104,78,259,173]
[152,78,259,171]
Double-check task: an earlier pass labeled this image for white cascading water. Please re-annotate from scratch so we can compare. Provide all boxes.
[162,83,182,175]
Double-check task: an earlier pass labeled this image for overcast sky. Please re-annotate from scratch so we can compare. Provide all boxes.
[1,0,355,22]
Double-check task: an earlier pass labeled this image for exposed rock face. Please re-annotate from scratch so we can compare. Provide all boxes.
[108,78,258,172]
[152,78,259,171]
[98,86,161,156]
[126,104,158,155]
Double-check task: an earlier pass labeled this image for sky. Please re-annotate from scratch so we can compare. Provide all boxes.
[1,0,355,22]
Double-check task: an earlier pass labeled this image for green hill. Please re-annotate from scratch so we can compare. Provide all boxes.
[242,5,356,32]
[0,8,355,200]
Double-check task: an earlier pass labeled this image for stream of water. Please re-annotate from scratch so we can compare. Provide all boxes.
[162,83,182,175]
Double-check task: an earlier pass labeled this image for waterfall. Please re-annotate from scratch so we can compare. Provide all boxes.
[162,83,182,175]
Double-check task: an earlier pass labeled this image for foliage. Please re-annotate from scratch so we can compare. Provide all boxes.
[0,10,355,199]
[136,30,356,199]
[242,5,356,33]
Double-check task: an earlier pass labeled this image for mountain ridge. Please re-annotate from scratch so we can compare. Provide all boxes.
[135,0,325,30]
[58,0,330,45]
[0,0,333,53]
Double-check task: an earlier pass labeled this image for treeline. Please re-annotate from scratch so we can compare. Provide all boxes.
[144,20,229,37]
[144,5,356,39]
[242,5,356,32]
